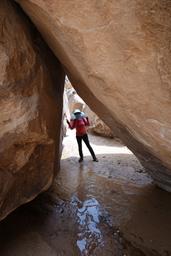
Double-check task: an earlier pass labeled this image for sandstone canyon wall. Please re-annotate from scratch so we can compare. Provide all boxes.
[15,0,171,192]
[0,0,65,220]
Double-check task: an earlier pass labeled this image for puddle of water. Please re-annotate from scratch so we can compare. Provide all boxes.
[56,131,171,255]
[73,197,104,254]
[0,132,171,256]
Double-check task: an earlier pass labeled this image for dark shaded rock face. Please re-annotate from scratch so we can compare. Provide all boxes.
[16,0,171,192]
[0,0,65,220]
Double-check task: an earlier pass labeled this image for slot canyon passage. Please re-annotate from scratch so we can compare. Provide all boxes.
[1,0,171,255]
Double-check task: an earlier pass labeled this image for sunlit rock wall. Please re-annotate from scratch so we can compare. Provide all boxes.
[15,0,171,191]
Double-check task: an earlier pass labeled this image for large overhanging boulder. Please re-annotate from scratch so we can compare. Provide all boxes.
[15,0,171,191]
[0,0,64,220]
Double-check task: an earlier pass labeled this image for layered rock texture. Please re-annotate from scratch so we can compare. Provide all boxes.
[91,117,114,138]
[0,0,64,220]
[15,0,171,192]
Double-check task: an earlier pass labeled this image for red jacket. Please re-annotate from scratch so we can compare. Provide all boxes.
[67,117,90,136]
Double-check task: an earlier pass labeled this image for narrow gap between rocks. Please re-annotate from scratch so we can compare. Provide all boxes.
[54,79,156,255]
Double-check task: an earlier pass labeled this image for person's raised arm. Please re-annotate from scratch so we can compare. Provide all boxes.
[83,116,90,126]
[66,118,76,129]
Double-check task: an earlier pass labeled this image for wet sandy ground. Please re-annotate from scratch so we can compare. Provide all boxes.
[0,130,171,255]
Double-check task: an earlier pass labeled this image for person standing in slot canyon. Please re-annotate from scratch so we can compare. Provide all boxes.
[65,109,98,163]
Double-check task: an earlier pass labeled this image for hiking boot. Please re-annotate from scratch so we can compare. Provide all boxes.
[93,158,98,162]
[78,158,83,163]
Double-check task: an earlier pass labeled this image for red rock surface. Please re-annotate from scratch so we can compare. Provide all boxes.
[0,0,64,220]
[16,0,171,191]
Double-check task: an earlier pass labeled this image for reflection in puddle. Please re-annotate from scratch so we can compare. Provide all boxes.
[0,133,171,256]
[75,197,103,254]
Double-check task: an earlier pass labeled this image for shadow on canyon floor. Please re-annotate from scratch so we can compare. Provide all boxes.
[0,132,171,256]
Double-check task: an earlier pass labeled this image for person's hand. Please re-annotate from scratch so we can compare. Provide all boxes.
[64,113,68,121]
[64,113,69,123]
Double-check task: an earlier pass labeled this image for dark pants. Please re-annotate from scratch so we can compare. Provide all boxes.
[76,134,96,160]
